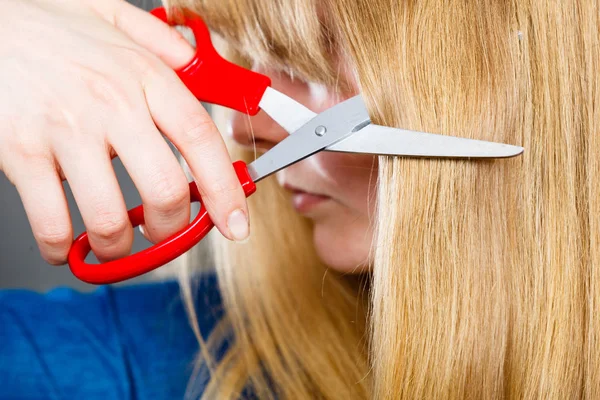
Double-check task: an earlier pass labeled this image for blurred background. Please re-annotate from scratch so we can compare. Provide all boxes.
[0,0,207,292]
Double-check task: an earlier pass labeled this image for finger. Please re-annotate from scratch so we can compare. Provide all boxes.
[108,113,191,244]
[142,65,250,242]
[54,140,133,262]
[11,156,73,265]
[97,0,195,69]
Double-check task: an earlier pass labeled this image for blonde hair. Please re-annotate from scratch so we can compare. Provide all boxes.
[168,0,600,398]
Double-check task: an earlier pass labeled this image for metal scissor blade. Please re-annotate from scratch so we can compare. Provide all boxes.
[259,90,523,158]
[326,124,524,158]
[248,95,370,182]
[258,87,317,133]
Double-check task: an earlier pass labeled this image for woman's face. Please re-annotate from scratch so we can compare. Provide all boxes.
[228,68,377,273]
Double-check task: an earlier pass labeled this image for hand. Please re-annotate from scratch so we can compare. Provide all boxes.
[0,0,250,265]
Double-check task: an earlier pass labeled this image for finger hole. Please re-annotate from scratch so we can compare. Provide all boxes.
[109,115,192,244]
[54,141,133,262]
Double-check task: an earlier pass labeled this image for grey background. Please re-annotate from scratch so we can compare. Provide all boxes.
[0,0,187,292]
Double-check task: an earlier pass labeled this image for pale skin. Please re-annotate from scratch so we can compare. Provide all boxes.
[0,0,251,264]
[1,0,375,273]
[229,68,378,273]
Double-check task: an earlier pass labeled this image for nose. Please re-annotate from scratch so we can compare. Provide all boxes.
[228,67,312,151]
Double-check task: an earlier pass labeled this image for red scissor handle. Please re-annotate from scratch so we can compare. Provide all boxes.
[68,161,256,284]
[68,7,268,284]
[150,7,271,115]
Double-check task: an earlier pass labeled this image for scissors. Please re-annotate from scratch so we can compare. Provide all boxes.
[67,6,524,284]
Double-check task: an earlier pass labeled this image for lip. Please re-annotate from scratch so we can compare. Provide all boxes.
[282,183,331,213]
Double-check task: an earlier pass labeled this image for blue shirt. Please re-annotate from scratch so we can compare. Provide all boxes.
[0,275,223,399]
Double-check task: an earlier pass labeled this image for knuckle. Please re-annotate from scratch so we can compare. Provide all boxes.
[63,58,139,115]
[5,143,53,178]
[148,174,189,213]
[209,179,240,198]
[90,212,129,243]
[135,52,170,86]
[180,112,216,147]
[1,118,50,163]
[202,179,241,210]
[14,96,70,131]
[37,103,71,130]
[127,48,159,75]
[36,225,71,249]
[81,70,136,113]
[9,139,50,163]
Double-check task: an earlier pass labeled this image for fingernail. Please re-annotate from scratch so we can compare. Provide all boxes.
[227,209,249,242]
[138,224,151,242]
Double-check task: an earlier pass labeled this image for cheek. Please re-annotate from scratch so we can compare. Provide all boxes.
[318,153,378,211]
[312,204,374,272]
[310,153,378,272]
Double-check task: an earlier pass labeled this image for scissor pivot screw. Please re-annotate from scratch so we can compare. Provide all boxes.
[315,126,327,136]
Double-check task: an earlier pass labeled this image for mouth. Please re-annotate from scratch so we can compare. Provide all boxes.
[282,183,331,214]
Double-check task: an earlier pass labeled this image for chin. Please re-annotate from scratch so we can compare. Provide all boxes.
[311,220,373,274]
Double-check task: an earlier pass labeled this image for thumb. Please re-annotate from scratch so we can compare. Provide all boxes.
[98,1,195,69]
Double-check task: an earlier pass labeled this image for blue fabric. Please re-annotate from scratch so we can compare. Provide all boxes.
[0,275,223,400]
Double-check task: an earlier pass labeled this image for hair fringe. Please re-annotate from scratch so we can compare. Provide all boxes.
[171,0,600,397]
